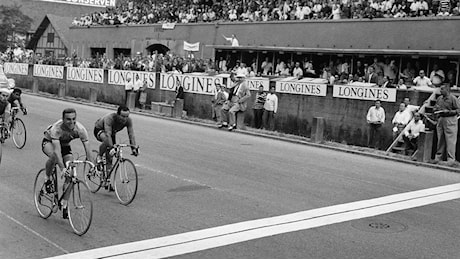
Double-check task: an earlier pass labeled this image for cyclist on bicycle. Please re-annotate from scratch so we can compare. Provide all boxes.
[8,88,27,115]
[0,89,11,127]
[42,108,92,219]
[93,106,139,181]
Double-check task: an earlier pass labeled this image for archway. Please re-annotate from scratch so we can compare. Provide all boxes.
[146,44,170,55]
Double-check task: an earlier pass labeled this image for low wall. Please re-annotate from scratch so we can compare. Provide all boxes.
[6,64,430,149]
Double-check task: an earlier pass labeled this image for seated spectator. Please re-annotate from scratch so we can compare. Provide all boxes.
[403,112,425,154]
[392,103,411,139]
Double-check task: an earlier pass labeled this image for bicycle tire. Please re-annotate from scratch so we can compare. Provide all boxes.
[82,155,102,193]
[11,118,26,149]
[33,169,54,219]
[68,180,93,236]
[113,158,138,205]
[0,143,3,166]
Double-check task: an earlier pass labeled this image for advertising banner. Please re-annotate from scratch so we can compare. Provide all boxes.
[67,67,104,84]
[36,0,115,8]
[3,63,28,75]
[33,64,64,79]
[183,41,200,52]
[333,82,397,102]
[275,77,328,96]
[159,73,228,95]
[108,70,156,88]
[246,77,270,91]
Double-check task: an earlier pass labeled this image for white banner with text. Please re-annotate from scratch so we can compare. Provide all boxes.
[275,77,327,96]
[108,70,156,88]
[333,84,397,102]
[36,0,115,8]
[159,73,229,95]
[67,67,104,84]
[33,64,64,79]
[3,63,29,75]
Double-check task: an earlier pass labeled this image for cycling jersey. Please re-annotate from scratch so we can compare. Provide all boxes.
[0,100,10,117]
[94,112,136,146]
[8,94,22,108]
[44,119,89,145]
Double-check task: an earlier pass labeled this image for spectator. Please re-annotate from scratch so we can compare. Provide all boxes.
[227,73,251,131]
[124,76,134,104]
[366,100,385,149]
[433,85,460,165]
[413,70,433,87]
[133,74,143,107]
[429,63,445,85]
[365,66,379,84]
[261,57,273,75]
[391,103,411,139]
[252,85,267,129]
[381,75,392,88]
[396,78,408,89]
[402,97,420,119]
[213,83,227,127]
[403,112,425,155]
[293,62,304,79]
[138,79,148,109]
[263,85,278,131]
[400,62,416,85]
[222,34,239,46]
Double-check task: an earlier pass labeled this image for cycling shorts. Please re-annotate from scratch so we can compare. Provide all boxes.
[41,138,72,157]
[93,127,116,144]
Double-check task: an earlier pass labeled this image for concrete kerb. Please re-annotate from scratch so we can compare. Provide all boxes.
[24,90,460,174]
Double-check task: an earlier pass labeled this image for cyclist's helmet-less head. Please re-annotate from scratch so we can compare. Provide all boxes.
[116,105,130,125]
[62,108,77,130]
[0,89,9,102]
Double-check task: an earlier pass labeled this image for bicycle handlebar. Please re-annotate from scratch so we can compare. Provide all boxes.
[113,144,139,149]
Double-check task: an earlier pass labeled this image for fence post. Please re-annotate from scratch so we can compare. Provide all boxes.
[126,91,136,109]
[58,82,65,98]
[311,117,325,143]
[32,77,39,93]
[415,131,434,162]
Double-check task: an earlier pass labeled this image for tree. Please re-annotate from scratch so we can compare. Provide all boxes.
[0,5,32,52]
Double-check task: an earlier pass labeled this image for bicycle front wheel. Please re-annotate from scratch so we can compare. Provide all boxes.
[68,180,93,236]
[82,158,102,193]
[113,158,138,205]
[0,143,2,166]
[11,118,26,149]
[33,169,54,219]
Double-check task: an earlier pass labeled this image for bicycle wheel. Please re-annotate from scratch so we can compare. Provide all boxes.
[0,143,3,166]
[68,180,93,236]
[11,118,26,149]
[113,158,138,205]
[82,157,102,193]
[33,169,54,219]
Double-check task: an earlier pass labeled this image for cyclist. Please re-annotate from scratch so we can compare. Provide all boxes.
[8,88,27,115]
[42,108,92,219]
[93,105,139,189]
[0,89,11,133]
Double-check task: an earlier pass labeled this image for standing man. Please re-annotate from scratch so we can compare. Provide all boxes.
[292,62,304,79]
[263,86,278,131]
[228,73,251,131]
[366,100,385,149]
[433,85,460,165]
[222,34,239,47]
[213,83,227,127]
[124,77,134,105]
[252,85,267,129]
[365,66,379,84]
[413,70,433,88]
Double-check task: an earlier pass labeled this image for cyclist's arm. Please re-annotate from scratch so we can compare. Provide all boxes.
[126,118,136,147]
[3,103,11,123]
[17,96,25,110]
[52,139,65,170]
[103,117,114,147]
[82,140,92,162]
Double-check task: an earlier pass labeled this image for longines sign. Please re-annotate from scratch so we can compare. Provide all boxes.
[108,70,156,88]
[33,65,64,79]
[3,63,28,75]
[333,84,397,102]
[275,77,327,96]
[67,67,104,83]
[159,73,227,95]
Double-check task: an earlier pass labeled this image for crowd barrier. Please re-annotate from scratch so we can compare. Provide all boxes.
[3,62,431,148]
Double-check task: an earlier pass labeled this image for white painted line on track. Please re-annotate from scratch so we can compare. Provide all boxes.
[51,183,460,259]
[0,209,68,254]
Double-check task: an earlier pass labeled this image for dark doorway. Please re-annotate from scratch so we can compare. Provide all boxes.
[146,44,170,55]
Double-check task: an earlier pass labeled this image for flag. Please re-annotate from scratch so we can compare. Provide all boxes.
[183,41,200,52]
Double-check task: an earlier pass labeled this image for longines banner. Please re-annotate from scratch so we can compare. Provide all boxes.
[33,64,64,79]
[246,77,270,91]
[3,63,28,75]
[67,67,104,84]
[108,70,156,88]
[36,0,115,8]
[159,73,228,95]
[333,83,397,102]
[275,77,327,96]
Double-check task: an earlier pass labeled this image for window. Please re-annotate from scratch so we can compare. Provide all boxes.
[90,48,106,58]
[47,33,54,43]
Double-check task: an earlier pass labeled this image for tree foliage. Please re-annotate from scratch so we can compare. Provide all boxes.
[0,5,32,51]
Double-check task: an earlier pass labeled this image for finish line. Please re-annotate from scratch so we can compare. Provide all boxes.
[52,183,460,259]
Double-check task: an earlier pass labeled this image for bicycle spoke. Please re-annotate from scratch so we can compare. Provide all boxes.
[68,181,93,235]
[114,159,138,205]
[34,169,54,219]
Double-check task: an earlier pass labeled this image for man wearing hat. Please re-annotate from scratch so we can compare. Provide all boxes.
[226,73,251,131]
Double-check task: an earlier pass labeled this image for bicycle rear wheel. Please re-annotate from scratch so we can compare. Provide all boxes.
[0,143,2,166]
[82,156,102,193]
[113,158,138,205]
[33,169,54,219]
[11,118,26,149]
[68,180,93,236]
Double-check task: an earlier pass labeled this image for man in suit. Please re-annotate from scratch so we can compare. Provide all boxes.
[365,66,379,84]
[228,73,251,131]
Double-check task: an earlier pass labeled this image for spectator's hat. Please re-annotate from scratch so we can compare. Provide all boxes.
[236,73,246,78]
[0,87,11,96]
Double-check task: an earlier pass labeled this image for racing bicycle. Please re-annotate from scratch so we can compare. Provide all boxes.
[33,157,95,235]
[84,144,138,205]
[0,107,27,149]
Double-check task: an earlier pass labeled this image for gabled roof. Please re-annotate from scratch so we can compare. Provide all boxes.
[26,14,74,51]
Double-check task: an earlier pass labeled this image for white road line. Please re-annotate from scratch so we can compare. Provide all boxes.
[52,183,460,259]
[0,210,69,254]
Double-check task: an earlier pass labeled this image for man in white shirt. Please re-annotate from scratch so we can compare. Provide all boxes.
[222,34,239,47]
[391,103,411,139]
[366,100,385,149]
[293,62,304,79]
[403,112,425,154]
[413,70,432,87]
[124,77,134,105]
[263,86,278,131]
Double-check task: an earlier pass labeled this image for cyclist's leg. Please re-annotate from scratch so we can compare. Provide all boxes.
[97,130,114,170]
[41,139,57,181]
[61,145,73,218]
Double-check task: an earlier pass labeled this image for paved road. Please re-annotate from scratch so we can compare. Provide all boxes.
[1,94,460,258]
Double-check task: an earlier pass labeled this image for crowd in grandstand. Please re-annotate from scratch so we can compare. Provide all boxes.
[72,0,460,26]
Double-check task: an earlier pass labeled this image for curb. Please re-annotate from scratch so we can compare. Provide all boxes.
[24,90,460,174]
